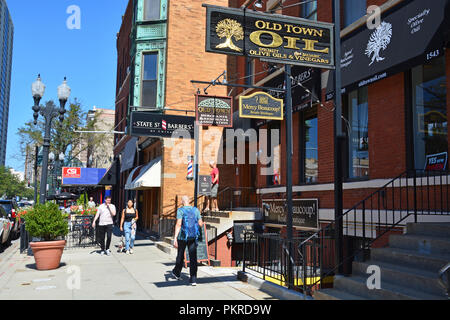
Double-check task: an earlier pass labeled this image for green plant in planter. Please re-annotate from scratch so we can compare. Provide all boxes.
[25,202,69,241]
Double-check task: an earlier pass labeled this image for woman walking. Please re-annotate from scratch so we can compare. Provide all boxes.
[120,200,139,254]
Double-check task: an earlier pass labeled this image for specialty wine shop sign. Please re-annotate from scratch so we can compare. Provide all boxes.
[204,4,335,69]
[262,198,319,230]
[196,95,233,127]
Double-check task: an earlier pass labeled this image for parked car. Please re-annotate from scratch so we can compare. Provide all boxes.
[0,199,20,240]
[0,205,12,249]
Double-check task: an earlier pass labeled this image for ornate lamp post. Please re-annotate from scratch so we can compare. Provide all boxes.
[31,75,71,204]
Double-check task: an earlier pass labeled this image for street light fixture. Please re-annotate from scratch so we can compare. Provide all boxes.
[254,0,263,9]
[31,75,71,204]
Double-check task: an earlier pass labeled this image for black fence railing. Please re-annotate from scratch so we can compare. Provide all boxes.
[158,217,177,239]
[243,232,335,294]
[218,187,258,211]
[242,169,450,296]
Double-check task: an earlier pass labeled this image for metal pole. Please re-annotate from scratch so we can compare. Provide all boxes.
[333,0,345,274]
[285,64,294,286]
[194,123,199,208]
[39,114,52,204]
[34,145,38,205]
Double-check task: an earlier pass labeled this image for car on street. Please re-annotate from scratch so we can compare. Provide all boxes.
[0,199,20,240]
[0,205,12,250]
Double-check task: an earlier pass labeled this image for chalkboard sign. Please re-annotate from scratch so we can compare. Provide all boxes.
[233,221,263,243]
[184,224,210,267]
[198,175,212,196]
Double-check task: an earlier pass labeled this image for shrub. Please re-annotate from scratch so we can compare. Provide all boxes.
[25,202,69,241]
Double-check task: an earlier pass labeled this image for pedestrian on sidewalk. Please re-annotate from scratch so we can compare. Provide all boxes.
[120,199,139,254]
[208,161,219,212]
[172,195,203,286]
[92,196,116,256]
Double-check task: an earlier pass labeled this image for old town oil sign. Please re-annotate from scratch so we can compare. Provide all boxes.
[204,4,334,69]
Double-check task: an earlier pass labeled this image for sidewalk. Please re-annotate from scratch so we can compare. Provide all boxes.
[0,231,280,300]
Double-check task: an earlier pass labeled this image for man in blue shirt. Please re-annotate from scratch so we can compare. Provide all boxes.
[172,195,203,286]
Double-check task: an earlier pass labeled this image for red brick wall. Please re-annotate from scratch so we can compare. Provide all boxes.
[368,73,406,179]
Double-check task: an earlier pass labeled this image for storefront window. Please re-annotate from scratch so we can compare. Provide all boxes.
[302,2,317,21]
[345,87,369,179]
[144,0,161,21]
[266,122,281,186]
[142,53,158,108]
[343,0,366,28]
[303,110,318,183]
[412,57,447,170]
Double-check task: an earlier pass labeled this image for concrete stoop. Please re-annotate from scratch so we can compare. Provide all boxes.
[313,222,450,300]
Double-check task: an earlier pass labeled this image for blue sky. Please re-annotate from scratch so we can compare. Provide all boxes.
[5,0,128,171]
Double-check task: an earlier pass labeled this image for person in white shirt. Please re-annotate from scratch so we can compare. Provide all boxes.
[92,196,116,256]
[88,197,96,208]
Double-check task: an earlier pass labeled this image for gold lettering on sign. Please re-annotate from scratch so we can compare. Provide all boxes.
[249,30,283,48]
[303,39,329,54]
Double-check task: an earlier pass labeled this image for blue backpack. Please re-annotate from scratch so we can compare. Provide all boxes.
[179,207,201,241]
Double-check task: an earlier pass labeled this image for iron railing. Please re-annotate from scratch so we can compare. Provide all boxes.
[66,215,97,249]
[242,169,450,296]
[158,217,177,239]
[218,187,258,211]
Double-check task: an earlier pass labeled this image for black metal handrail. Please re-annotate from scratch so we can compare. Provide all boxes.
[242,169,450,296]
[218,186,258,211]
[303,169,450,295]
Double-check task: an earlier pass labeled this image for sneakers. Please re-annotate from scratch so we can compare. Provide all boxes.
[172,271,181,280]
[100,250,105,256]
[106,249,111,256]
[190,276,197,286]
[126,250,130,255]
[129,248,134,254]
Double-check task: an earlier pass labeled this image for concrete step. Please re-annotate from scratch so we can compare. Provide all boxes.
[202,211,231,218]
[155,241,177,256]
[313,287,365,300]
[370,247,450,273]
[333,275,446,300]
[406,223,450,238]
[389,234,450,256]
[352,260,446,297]
[163,236,173,246]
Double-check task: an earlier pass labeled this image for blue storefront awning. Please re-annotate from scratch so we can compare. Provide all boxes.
[62,168,107,186]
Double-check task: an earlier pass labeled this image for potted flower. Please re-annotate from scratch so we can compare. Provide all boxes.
[24,202,69,270]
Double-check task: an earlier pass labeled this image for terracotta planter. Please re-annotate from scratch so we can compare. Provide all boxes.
[30,240,66,270]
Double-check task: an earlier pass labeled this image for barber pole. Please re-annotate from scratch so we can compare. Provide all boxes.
[187,157,194,180]
[162,120,167,130]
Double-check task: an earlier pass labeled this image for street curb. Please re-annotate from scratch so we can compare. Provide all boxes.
[237,270,314,300]
[0,241,20,270]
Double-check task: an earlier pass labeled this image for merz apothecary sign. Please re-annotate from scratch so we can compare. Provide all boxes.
[262,199,319,230]
[204,4,335,69]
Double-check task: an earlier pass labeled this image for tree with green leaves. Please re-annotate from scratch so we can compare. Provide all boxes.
[0,166,34,200]
[17,99,109,168]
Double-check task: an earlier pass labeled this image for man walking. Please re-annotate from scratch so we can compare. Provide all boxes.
[92,196,116,256]
[172,195,203,286]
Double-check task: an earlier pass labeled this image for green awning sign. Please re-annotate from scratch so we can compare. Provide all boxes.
[239,92,283,120]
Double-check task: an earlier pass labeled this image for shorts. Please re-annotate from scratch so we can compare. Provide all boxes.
[210,184,218,198]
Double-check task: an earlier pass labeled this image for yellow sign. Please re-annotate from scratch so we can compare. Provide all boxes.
[239,92,284,120]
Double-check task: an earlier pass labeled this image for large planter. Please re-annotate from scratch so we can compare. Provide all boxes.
[30,240,66,270]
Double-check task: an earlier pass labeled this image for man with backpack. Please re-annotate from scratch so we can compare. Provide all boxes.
[172,195,203,286]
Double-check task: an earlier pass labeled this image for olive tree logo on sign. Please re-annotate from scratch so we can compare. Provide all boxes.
[215,19,244,52]
[365,21,392,66]
[66,5,81,30]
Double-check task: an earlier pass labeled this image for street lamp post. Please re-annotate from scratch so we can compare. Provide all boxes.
[31,75,71,204]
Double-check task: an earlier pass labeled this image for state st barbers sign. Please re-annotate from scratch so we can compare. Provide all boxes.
[262,198,319,230]
[204,4,335,69]
[130,112,195,138]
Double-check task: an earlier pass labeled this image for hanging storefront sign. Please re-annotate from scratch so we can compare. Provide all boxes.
[326,0,450,100]
[204,4,335,69]
[195,95,233,127]
[262,198,319,230]
[239,91,283,120]
[254,66,320,127]
[62,167,81,179]
[130,112,195,138]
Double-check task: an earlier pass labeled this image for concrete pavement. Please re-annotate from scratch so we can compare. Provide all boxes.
[0,231,280,300]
